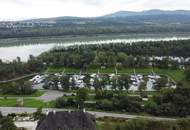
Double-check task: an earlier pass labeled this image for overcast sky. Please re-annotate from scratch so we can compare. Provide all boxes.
[1,0,190,20]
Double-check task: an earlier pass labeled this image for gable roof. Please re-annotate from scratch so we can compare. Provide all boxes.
[36,111,96,130]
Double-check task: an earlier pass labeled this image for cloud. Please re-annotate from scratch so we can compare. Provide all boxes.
[0,0,190,20]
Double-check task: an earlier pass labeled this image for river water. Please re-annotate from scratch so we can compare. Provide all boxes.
[0,37,190,62]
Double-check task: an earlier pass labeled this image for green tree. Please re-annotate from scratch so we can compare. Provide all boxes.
[93,77,102,90]
[51,75,59,90]
[95,88,103,99]
[139,82,147,98]
[155,77,167,90]
[117,52,128,63]
[60,75,70,91]
[185,67,190,81]
[33,107,44,120]
[83,74,91,88]
[22,81,35,94]
[76,88,89,109]
[118,75,130,92]
[0,117,16,130]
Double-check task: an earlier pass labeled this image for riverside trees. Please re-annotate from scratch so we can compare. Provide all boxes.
[39,40,190,69]
[0,55,45,81]
[1,40,190,80]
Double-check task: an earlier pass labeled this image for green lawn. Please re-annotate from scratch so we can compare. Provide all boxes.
[0,99,17,107]
[63,94,95,101]
[46,66,185,82]
[0,99,54,108]
[0,90,45,97]
[96,120,126,130]
[46,67,80,73]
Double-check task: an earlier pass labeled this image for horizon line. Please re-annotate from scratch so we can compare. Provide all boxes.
[1,9,190,22]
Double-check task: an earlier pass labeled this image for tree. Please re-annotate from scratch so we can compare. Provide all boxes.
[0,112,2,118]
[22,81,35,94]
[95,88,103,99]
[117,94,142,112]
[111,76,118,91]
[76,88,89,109]
[125,55,135,67]
[117,52,128,64]
[33,107,44,120]
[55,97,68,108]
[118,75,130,92]
[139,82,147,98]
[1,81,35,95]
[60,75,70,91]
[171,61,179,69]
[185,67,190,81]
[144,101,158,114]
[83,74,91,88]
[148,86,190,117]
[93,76,102,90]
[97,99,113,111]
[154,77,167,90]
[0,117,17,130]
[51,75,59,90]
[70,77,76,89]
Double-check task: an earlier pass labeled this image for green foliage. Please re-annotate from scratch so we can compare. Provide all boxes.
[185,67,190,81]
[96,92,142,113]
[97,118,190,130]
[1,81,35,95]
[40,40,190,69]
[0,116,16,130]
[0,55,45,81]
[55,97,75,108]
[76,88,89,109]
[154,77,168,90]
[118,75,130,91]
[60,75,70,91]
[146,86,190,117]
[33,107,44,120]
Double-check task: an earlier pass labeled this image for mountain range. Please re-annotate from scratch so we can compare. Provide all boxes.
[1,9,190,39]
[21,9,190,22]
[104,9,190,17]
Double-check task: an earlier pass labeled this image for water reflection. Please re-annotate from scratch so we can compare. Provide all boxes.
[0,37,190,62]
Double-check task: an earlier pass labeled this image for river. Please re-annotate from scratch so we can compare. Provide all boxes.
[0,37,190,62]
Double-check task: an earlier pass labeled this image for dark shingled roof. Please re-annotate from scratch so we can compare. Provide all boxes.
[36,111,96,130]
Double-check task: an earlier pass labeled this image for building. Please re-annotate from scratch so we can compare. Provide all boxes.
[36,111,96,130]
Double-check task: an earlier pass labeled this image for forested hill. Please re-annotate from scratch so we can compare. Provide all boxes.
[104,9,190,17]
[1,10,190,38]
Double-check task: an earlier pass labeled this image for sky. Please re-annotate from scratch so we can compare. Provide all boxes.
[1,0,190,21]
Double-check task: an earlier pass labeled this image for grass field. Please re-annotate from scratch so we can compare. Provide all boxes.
[46,67,185,82]
[0,99,54,108]
[0,90,44,97]
[96,120,127,130]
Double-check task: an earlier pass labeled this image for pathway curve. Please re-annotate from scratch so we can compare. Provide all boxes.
[0,107,177,121]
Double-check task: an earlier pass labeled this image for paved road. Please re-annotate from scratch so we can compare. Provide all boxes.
[0,90,65,102]
[0,107,176,121]
[37,90,64,102]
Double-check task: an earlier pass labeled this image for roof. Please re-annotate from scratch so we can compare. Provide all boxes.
[36,111,96,130]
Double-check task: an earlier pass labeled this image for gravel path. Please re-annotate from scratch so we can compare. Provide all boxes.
[37,90,64,102]
[0,107,177,121]
[0,90,64,102]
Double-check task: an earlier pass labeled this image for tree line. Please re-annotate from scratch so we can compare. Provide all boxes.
[40,40,190,68]
[97,117,190,130]
[1,39,190,80]
[0,55,44,81]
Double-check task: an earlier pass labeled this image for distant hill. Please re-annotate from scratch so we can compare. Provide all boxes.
[1,9,190,39]
[104,9,190,17]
